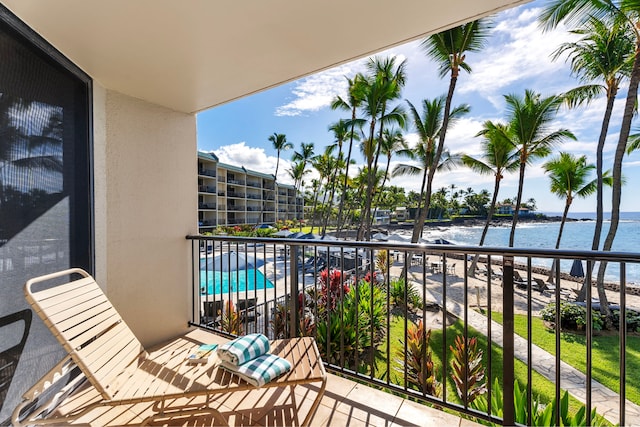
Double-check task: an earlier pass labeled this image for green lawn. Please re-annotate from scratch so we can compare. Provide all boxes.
[492,311,640,405]
[374,315,590,414]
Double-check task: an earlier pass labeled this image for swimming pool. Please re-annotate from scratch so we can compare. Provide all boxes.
[200,269,275,295]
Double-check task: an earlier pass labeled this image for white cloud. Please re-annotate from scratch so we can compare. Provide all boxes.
[275,61,365,117]
[460,6,578,98]
[211,143,295,184]
[275,53,410,117]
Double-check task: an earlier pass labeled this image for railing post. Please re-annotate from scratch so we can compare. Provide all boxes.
[289,245,300,338]
[502,256,515,426]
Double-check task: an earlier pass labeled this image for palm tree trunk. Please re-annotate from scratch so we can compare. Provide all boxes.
[509,161,527,247]
[576,89,616,302]
[410,72,458,243]
[310,180,322,233]
[468,177,500,277]
[336,110,357,237]
[594,42,640,320]
[548,200,571,282]
[359,121,377,241]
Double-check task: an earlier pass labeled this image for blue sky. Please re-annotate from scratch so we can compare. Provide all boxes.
[197,0,640,213]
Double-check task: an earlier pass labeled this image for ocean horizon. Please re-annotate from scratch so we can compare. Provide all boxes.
[416,211,640,283]
[542,211,640,221]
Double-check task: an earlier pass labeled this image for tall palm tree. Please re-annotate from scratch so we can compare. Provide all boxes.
[292,142,316,170]
[310,146,335,232]
[552,16,633,257]
[462,121,520,276]
[287,160,309,198]
[268,133,292,180]
[322,119,350,236]
[358,58,407,240]
[403,97,470,241]
[544,153,609,280]
[503,90,576,247]
[540,0,640,320]
[372,128,406,225]
[414,18,492,243]
[331,74,367,237]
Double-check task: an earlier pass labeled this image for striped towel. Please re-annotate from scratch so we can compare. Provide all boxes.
[221,354,292,387]
[217,333,270,366]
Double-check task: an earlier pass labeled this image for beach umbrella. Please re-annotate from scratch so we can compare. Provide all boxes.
[273,229,293,237]
[371,232,389,241]
[387,233,409,242]
[570,259,585,278]
[200,251,263,271]
[320,234,338,240]
[297,232,319,239]
[434,238,453,245]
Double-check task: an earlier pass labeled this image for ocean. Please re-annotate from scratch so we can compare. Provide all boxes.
[416,212,640,283]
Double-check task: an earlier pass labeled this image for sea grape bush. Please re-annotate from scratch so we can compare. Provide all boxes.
[540,302,604,331]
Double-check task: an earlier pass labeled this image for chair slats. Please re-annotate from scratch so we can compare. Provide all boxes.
[34,277,96,307]
[20,268,327,427]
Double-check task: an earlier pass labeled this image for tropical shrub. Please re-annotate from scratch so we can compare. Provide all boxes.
[396,320,441,397]
[540,302,604,331]
[611,308,640,332]
[315,278,387,371]
[317,269,349,315]
[450,335,487,405]
[221,300,243,335]
[389,278,421,310]
[375,249,389,278]
[472,378,607,426]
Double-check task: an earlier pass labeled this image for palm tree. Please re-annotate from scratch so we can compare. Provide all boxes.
[462,121,520,276]
[393,147,460,221]
[372,128,406,226]
[402,97,469,241]
[358,57,407,240]
[268,133,292,180]
[321,119,350,235]
[310,146,336,232]
[552,16,633,257]
[544,153,609,280]
[331,74,367,237]
[414,18,492,243]
[540,0,640,320]
[503,90,576,247]
[287,160,309,198]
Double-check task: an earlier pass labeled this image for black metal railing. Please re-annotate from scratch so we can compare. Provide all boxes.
[186,234,640,426]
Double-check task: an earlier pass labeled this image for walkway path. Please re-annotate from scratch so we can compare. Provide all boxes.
[421,284,640,425]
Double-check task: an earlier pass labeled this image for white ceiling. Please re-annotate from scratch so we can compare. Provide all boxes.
[4,0,529,114]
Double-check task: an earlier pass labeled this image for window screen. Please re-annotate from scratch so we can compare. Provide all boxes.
[0,6,92,422]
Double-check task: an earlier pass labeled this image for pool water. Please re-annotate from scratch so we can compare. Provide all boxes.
[200,269,275,295]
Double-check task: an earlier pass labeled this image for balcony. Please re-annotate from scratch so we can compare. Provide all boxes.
[198,185,216,194]
[198,168,217,178]
[189,235,640,426]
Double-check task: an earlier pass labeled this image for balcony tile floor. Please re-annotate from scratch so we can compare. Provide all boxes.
[55,364,477,426]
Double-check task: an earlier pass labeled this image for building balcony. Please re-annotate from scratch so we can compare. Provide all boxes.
[198,203,217,210]
[51,354,465,426]
[198,168,217,178]
[189,235,640,427]
[198,185,217,194]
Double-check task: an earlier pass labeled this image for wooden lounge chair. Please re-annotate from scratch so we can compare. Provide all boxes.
[13,268,327,426]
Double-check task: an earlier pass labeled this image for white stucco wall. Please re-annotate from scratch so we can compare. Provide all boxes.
[93,85,197,346]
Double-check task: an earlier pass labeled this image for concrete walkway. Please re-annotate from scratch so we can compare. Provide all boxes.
[422,284,640,426]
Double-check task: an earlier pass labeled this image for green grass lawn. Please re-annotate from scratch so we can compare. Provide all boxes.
[374,315,590,414]
[492,311,640,405]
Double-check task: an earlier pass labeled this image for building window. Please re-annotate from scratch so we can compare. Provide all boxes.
[0,5,92,422]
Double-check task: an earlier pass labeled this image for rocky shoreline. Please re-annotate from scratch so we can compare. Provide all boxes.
[384,214,578,230]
